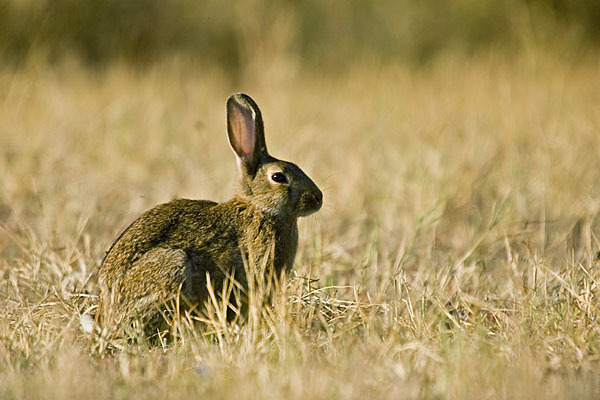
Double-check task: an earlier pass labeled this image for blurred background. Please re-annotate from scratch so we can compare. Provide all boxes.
[1,0,598,73]
[1,0,600,257]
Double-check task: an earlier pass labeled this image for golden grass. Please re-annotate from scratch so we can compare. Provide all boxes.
[1,50,600,399]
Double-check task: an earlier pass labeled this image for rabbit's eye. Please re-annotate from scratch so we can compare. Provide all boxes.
[271,172,288,184]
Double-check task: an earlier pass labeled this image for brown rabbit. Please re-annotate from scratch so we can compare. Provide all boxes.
[98,93,322,330]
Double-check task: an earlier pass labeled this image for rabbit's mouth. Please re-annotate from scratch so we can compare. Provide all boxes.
[297,190,323,217]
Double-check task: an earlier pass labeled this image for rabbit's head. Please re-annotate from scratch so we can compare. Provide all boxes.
[227,93,322,219]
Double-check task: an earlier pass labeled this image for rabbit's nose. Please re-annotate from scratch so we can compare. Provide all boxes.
[313,191,323,206]
[298,189,323,216]
[309,191,323,211]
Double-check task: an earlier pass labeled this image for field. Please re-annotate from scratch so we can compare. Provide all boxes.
[1,47,600,398]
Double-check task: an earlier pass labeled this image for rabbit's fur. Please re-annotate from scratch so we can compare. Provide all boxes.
[98,94,322,329]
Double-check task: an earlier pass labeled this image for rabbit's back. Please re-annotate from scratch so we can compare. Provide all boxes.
[99,198,238,323]
[100,199,219,278]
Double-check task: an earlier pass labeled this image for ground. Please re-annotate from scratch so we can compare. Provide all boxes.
[1,50,600,399]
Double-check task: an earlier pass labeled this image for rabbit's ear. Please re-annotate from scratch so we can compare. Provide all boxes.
[227,93,267,175]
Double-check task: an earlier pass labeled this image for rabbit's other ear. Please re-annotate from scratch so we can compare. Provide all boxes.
[227,93,268,176]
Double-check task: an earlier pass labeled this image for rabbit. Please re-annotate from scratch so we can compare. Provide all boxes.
[98,93,322,330]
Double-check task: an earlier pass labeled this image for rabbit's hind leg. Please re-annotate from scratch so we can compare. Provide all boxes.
[117,247,190,328]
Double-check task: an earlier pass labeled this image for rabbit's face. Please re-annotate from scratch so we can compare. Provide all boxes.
[244,158,322,218]
[226,93,322,219]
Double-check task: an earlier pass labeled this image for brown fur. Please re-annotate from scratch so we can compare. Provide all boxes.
[98,94,322,329]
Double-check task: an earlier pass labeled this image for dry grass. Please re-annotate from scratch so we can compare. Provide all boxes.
[1,49,600,399]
